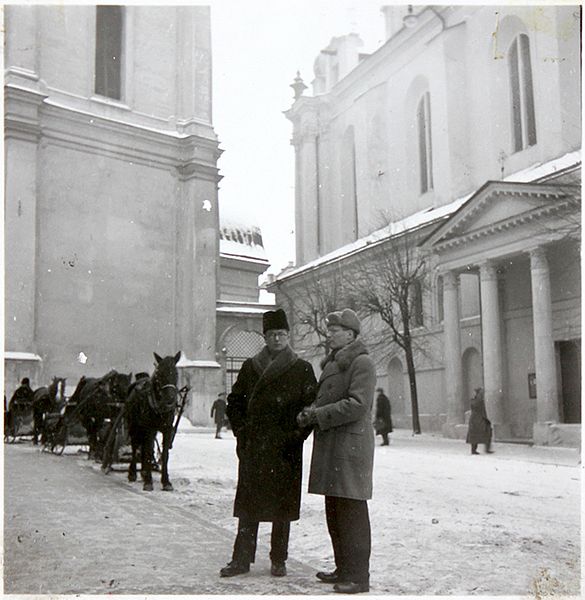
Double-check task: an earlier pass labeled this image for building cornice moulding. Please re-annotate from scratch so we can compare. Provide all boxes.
[33,101,221,181]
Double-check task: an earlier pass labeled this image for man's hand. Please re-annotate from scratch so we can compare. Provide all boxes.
[296,406,317,428]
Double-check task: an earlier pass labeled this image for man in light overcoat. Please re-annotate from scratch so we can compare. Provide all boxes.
[297,308,376,594]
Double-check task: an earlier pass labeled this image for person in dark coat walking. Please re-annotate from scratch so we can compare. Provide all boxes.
[297,308,376,594]
[466,387,494,455]
[374,388,392,446]
[220,308,317,578]
[210,393,227,438]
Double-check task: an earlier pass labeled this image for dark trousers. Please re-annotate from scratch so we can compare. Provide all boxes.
[215,422,222,436]
[325,496,371,584]
[232,517,290,565]
[381,433,389,445]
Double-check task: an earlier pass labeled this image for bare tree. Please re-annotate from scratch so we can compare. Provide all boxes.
[345,228,429,435]
[275,268,347,355]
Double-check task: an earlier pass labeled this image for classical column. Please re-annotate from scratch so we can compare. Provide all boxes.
[479,261,505,432]
[292,134,305,265]
[529,247,559,423]
[298,119,320,263]
[443,271,464,428]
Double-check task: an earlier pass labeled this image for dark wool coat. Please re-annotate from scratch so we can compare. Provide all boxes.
[375,392,393,435]
[210,399,226,425]
[308,339,376,501]
[466,390,492,444]
[9,384,34,410]
[226,345,317,522]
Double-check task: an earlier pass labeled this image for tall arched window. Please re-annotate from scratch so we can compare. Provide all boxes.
[417,91,433,194]
[95,6,124,100]
[508,33,536,153]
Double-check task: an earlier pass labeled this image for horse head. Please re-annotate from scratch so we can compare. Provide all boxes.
[111,371,132,402]
[97,370,117,399]
[48,377,67,408]
[151,352,181,414]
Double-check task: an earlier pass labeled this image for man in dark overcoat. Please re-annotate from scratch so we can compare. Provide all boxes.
[374,387,392,446]
[210,393,227,438]
[220,308,317,578]
[466,387,494,455]
[297,308,376,594]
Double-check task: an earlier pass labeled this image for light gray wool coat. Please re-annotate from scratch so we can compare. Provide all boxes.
[308,338,376,500]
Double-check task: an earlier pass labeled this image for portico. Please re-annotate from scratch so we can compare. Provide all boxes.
[423,180,580,445]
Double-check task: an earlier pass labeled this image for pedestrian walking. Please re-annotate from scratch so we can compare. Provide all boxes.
[466,387,494,455]
[297,308,376,594]
[220,308,317,578]
[374,388,392,446]
[210,393,227,439]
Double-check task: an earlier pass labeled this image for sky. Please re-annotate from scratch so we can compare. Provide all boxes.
[210,0,388,273]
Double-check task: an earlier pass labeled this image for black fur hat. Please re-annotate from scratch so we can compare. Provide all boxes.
[263,308,289,334]
[21,378,30,385]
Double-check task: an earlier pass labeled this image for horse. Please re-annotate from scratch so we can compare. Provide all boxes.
[123,352,181,491]
[69,370,132,460]
[32,377,66,445]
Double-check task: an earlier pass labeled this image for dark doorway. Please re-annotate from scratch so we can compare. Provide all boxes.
[559,339,581,424]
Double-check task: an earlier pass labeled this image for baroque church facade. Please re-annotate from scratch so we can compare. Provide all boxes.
[270,5,581,446]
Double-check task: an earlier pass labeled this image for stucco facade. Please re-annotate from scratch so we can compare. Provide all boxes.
[273,5,581,446]
[4,6,222,423]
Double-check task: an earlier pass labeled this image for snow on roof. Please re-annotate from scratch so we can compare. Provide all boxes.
[4,351,42,361]
[275,150,581,282]
[216,300,275,315]
[220,239,269,263]
[219,222,269,263]
[502,150,580,183]
[177,354,220,369]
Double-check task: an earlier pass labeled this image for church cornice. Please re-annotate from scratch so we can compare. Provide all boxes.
[427,181,580,251]
[4,83,48,143]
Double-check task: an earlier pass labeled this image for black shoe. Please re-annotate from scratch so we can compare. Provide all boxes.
[316,570,342,584]
[333,581,370,594]
[219,561,250,577]
[471,451,480,455]
[486,450,495,454]
[271,562,286,577]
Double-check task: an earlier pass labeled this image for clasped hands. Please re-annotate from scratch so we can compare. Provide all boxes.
[296,405,317,428]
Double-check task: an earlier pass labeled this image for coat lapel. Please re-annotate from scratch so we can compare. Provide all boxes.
[319,339,369,381]
[251,345,298,395]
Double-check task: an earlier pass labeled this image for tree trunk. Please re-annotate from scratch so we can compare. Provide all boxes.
[404,342,421,434]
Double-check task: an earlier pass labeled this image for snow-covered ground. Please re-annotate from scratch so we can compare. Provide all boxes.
[107,422,581,596]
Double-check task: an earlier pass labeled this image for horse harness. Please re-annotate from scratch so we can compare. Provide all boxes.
[135,376,178,416]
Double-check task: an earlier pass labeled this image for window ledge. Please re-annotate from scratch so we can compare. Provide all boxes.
[91,95,131,111]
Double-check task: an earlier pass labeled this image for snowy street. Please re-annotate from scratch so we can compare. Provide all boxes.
[167,423,581,595]
[4,424,581,596]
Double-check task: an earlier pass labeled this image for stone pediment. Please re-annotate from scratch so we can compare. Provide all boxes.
[422,181,580,250]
